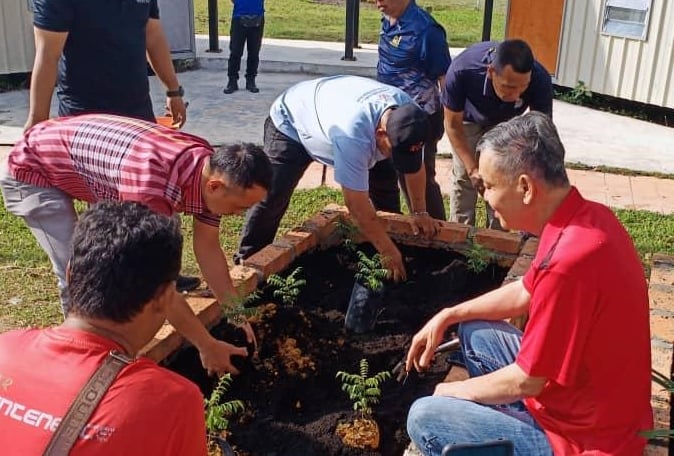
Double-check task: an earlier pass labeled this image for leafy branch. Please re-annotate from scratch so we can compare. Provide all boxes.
[355,250,389,292]
[336,358,391,419]
[267,266,306,306]
[641,369,674,439]
[204,374,245,438]
[222,287,261,326]
[464,241,493,274]
[335,217,360,254]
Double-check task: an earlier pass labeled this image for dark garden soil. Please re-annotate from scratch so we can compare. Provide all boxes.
[167,244,507,456]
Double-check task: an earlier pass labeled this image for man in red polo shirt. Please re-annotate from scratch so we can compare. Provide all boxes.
[0,202,208,455]
[405,112,652,455]
[0,114,272,376]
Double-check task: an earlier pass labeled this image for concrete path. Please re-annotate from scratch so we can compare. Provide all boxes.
[1,35,673,213]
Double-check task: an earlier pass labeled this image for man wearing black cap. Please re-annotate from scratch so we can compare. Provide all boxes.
[236,75,437,281]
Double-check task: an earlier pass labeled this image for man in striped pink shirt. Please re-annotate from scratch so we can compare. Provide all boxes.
[0,113,272,376]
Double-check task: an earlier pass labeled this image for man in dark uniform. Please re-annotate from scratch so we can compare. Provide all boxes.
[376,0,451,221]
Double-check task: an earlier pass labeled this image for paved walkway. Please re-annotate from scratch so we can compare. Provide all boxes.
[1,35,673,213]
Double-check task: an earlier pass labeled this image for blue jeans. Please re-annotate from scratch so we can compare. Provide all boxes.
[407,320,552,456]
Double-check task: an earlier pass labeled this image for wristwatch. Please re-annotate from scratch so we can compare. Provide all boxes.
[166,86,184,98]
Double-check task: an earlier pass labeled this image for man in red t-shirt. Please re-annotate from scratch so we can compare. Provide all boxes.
[0,202,208,455]
[405,112,652,455]
[0,114,273,376]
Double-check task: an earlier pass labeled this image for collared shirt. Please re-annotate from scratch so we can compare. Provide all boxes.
[232,0,264,17]
[517,187,652,455]
[33,0,159,118]
[7,114,221,227]
[377,1,451,115]
[441,41,553,126]
[269,75,413,192]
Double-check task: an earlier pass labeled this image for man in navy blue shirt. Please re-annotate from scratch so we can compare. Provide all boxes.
[25,0,187,130]
[376,0,451,221]
[442,39,552,228]
[224,0,265,94]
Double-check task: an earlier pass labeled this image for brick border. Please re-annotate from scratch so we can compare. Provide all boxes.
[646,254,674,455]
[141,205,674,451]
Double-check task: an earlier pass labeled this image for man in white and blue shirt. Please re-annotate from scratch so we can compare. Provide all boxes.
[237,75,437,281]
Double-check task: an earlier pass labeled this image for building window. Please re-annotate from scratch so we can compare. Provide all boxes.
[602,0,652,40]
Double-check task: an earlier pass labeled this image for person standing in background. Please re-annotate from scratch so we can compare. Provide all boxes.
[224,0,265,94]
[25,0,187,129]
[376,0,451,221]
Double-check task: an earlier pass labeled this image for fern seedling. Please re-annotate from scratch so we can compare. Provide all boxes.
[464,241,493,274]
[204,373,245,441]
[222,287,261,326]
[335,217,360,254]
[336,358,391,419]
[355,250,389,293]
[267,266,306,306]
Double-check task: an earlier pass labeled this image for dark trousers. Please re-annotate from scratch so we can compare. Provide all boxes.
[381,109,447,220]
[235,117,401,262]
[228,16,265,80]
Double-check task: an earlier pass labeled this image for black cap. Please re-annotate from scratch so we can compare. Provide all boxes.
[387,104,429,174]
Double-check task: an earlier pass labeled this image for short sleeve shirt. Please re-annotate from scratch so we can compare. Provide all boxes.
[8,114,221,227]
[377,1,451,114]
[32,0,158,117]
[232,0,264,17]
[0,327,207,455]
[441,41,553,126]
[269,75,414,192]
[516,188,652,455]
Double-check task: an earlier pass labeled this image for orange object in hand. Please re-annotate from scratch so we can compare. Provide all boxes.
[156,116,180,130]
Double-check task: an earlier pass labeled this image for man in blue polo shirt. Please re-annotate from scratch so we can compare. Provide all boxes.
[376,0,451,221]
[443,39,552,228]
[25,0,187,129]
[236,75,438,282]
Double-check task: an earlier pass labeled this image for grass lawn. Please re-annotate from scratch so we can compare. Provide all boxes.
[193,0,507,47]
[1,187,673,330]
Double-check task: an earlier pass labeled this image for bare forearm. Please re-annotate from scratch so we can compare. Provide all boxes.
[146,24,179,90]
[440,364,543,405]
[446,280,530,323]
[194,245,236,306]
[445,124,477,173]
[165,294,214,351]
[403,168,427,213]
[27,56,58,126]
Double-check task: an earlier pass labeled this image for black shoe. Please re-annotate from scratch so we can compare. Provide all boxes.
[223,79,238,94]
[245,78,259,93]
[176,275,201,292]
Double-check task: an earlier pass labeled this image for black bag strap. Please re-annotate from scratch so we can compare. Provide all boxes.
[43,351,133,456]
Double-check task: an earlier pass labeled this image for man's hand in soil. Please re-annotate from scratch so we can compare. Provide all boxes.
[236,320,258,354]
[412,212,438,238]
[380,246,407,282]
[199,338,248,376]
[405,307,454,373]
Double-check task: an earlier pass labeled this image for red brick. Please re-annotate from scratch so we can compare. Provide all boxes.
[473,229,522,254]
[242,244,294,279]
[300,210,343,248]
[274,229,318,258]
[520,238,539,257]
[651,313,674,344]
[140,323,183,362]
[435,221,470,244]
[230,265,259,293]
[377,212,416,236]
[507,255,532,279]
